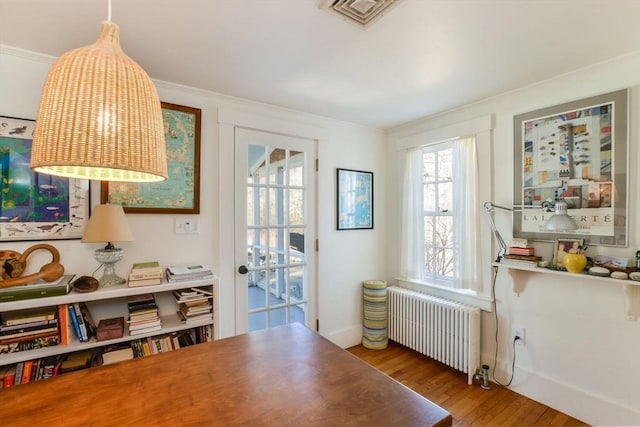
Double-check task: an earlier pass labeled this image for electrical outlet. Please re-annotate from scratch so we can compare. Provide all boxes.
[514,327,526,345]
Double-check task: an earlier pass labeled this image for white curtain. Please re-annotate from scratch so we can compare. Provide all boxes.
[400,148,424,280]
[452,136,481,291]
[399,137,481,291]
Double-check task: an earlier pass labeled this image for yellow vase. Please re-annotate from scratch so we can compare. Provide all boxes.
[563,253,587,273]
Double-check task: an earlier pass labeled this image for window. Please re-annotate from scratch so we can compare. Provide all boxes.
[400,136,481,291]
[422,143,454,281]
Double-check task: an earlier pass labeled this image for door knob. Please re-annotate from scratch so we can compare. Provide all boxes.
[238,265,249,274]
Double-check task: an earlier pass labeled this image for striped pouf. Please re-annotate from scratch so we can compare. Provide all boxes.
[362,280,388,350]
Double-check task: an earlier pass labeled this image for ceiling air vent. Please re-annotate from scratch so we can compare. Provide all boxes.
[318,0,403,28]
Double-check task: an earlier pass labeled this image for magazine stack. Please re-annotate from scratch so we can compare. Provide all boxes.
[165,264,214,283]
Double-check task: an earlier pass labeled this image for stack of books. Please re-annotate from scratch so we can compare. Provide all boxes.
[174,288,213,323]
[501,239,541,267]
[127,294,162,336]
[165,264,214,283]
[0,307,60,353]
[128,262,163,287]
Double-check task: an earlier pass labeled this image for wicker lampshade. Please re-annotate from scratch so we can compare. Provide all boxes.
[30,21,168,182]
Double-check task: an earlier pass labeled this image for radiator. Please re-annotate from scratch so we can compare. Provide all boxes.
[387,286,481,384]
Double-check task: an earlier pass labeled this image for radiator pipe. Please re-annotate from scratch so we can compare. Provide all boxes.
[473,364,491,390]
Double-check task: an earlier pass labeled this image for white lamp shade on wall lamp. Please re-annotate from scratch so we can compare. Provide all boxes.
[542,200,577,232]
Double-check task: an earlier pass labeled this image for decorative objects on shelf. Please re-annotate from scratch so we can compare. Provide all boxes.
[81,204,133,287]
[588,266,611,277]
[563,253,588,274]
[552,238,584,267]
[29,1,167,183]
[0,244,64,289]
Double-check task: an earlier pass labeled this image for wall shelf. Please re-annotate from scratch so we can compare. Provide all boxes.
[492,262,640,320]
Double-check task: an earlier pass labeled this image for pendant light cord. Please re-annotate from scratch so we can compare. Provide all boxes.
[107,0,112,21]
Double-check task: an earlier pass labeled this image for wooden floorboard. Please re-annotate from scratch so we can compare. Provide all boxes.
[347,341,588,427]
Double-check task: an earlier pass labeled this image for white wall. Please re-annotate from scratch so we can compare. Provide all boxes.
[0,46,385,348]
[386,52,640,425]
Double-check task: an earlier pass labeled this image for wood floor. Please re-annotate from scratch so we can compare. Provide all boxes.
[347,341,587,426]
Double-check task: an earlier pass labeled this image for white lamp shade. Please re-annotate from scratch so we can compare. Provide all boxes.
[81,204,133,243]
[543,200,578,231]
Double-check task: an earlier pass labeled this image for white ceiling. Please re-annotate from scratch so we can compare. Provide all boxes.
[2,0,640,129]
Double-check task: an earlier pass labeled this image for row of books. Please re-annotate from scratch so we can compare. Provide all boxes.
[0,349,100,388]
[102,325,214,363]
[135,327,212,356]
[67,302,96,343]
[0,325,214,388]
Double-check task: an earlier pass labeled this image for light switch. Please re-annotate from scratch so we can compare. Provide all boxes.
[175,217,200,234]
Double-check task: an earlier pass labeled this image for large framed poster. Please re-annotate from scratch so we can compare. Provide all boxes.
[0,116,89,241]
[513,89,628,247]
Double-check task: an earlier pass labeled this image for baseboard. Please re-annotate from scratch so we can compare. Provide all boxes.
[486,354,640,425]
[322,324,362,349]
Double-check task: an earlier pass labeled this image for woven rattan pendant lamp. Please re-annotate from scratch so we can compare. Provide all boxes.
[30,3,167,182]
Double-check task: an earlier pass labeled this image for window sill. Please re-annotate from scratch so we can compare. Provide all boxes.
[394,277,493,312]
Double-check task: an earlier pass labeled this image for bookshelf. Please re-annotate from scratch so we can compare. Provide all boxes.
[0,277,216,368]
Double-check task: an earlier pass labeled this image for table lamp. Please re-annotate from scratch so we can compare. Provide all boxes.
[81,204,133,286]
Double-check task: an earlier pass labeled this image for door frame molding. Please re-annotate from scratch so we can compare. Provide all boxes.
[217,107,323,338]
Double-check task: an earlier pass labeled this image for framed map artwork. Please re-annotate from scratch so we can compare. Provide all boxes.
[0,116,90,241]
[101,102,202,214]
[337,168,373,230]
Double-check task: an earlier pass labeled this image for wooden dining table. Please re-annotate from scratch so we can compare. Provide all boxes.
[0,322,451,426]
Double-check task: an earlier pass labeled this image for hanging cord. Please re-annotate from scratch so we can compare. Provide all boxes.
[91,263,103,278]
[491,265,517,387]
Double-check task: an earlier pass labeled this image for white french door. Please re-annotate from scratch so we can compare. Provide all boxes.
[234,127,316,334]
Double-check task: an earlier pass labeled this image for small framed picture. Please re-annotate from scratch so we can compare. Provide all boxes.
[553,238,584,266]
[336,168,373,230]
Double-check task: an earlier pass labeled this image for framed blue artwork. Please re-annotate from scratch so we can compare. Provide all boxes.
[337,168,373,230]
[0,116,89,241]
